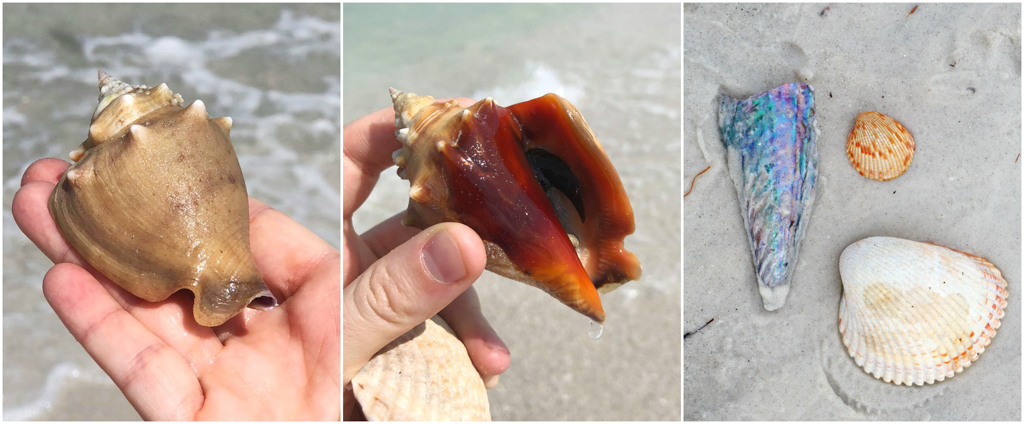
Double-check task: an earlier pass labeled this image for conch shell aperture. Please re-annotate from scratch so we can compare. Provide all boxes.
[389,88,641,323]
[49,71,276,327]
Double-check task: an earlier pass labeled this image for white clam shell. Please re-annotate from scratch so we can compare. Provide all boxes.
[351,317,490,420]
[838,237,1008,386]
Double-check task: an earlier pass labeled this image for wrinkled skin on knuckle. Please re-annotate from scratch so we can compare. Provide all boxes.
[358,264,420,329]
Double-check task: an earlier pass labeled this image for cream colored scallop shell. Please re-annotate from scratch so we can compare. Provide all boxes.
[845,111,915,181]
[838,237,1008,386]
[351,317,490,420]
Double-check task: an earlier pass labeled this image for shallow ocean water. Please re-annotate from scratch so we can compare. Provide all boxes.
[346,3,680,420]
[3,4,339,420]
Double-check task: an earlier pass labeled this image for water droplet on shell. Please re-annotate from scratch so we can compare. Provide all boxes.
[588,320,604,340]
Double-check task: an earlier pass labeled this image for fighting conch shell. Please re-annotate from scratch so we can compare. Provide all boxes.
[48,71,276,327]
[390,89,642,323]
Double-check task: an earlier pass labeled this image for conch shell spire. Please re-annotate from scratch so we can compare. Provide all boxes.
[72,71,184,162]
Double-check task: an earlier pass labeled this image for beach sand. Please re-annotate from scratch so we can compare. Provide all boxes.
[684,3,1020,420]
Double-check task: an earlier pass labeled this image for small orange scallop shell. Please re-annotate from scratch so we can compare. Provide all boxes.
[845,111,915,181]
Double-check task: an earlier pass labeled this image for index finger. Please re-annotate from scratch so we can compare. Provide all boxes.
[13,159,82,265]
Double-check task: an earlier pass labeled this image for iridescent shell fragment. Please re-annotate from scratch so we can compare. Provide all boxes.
[389,88,641,323]
[846,111,915,181]
[718,83,819,311]
[839,237,1008,386]
[49,72,276,327]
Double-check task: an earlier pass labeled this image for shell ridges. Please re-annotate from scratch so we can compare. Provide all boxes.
[845,111,915,181]
[351,318,490,421]
[838,237,1007,386]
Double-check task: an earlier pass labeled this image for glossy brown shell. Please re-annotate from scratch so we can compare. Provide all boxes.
[49,72,275,327]
[390,89,641,323]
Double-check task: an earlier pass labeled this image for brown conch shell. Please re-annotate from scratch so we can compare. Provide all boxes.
[48,71,276,327]
[352,317,490,421]
[389,88,642,323]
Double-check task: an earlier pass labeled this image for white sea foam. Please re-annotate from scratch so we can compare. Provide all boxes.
[3,362,111,420]
[471,61,584,105]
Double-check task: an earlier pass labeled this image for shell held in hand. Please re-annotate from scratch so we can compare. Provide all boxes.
[845,111,915,181]
[351,318,490,421]
[838,237,1008,386]
[49,71,276,327]
[389,88,641,323]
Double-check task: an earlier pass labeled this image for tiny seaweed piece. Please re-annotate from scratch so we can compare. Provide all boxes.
[684,165,711,197]
[684,318,715,339]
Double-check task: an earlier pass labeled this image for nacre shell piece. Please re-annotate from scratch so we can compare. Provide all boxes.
[351,318,490,421]
[49,71,276,327]
[838,237,1008,386]
[389,89,641,323]
[718,83,819,311]
[845,111,915,181]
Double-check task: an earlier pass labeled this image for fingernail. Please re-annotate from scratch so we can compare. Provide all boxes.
[482,374,500,389]
[422,228,467,284]
[483,331,509,354]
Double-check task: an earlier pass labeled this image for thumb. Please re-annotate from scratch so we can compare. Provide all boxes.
[343,222,486,383]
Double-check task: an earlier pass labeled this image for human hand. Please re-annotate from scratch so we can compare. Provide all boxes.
[342,101,512,419]
[13,158,340,420]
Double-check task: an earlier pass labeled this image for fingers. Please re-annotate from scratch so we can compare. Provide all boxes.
[342,97,476,218]
[248,197,338,300]
[343,107,401,219]
[13,160,81,264]
[43,263,204,420]
[21,157,69,186]
[343,222,486,384]
[439,287,511,388]
[359,212,420,258]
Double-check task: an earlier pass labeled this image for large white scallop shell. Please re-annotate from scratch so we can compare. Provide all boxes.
[351,317,490,420]
[838,237,1008,386]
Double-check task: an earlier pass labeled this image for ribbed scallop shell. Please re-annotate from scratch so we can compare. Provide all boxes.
[838,237,1008,386]
[845,112,915,181]
[351,318,490,420]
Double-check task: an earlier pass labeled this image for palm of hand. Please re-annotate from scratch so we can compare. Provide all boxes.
[13,158,340,420]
